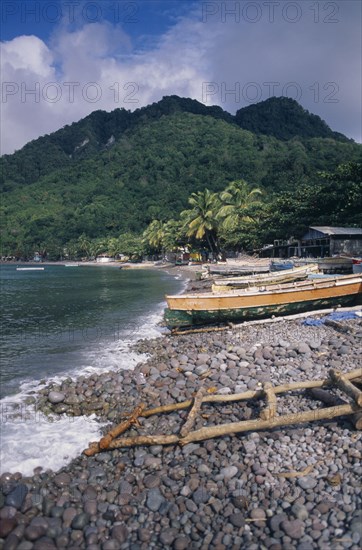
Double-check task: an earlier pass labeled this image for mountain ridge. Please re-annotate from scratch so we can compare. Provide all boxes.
[1,96,361,256]
[1,95,351,188]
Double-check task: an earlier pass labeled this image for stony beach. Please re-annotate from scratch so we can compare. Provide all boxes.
[1,270,361,550]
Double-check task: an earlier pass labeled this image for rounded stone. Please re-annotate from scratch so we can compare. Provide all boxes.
[71,512,90,530]
[229,513,245,528]
[5,484,28,509]
[250,508,266,521]
[297,477,317,490]
[2,534,19,550]
[291,502,309,521]
[138,528,151,542]
[25,525,47,541]
[220,466,238,479]
[159,527,178,545]
[281,519,305,539]
[192,487,209,504]
[146,488,165,512]
[174,536,191,550]
[48,391,65,404]
[112,524,129,544]
[0,517,17,538]
[143,474,161,489]
[53,472,71,488]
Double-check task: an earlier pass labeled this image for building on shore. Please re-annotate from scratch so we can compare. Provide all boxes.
[260,226,362,258]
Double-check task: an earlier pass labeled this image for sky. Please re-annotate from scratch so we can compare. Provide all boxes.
[1,0,361,155]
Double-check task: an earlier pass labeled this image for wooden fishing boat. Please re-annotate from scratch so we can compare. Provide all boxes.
[318,256,353,273]
[270,260,294,271]
[352,258,362,274]
[165,274,362,327]
[212,264,319,292]
[208,264,270,276]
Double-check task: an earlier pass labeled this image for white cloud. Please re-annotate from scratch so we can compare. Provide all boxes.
[1,1,361,154]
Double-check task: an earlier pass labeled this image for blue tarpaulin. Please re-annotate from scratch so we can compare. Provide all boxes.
[303,318,324,326]
[302,310,359,326]
[326,311,359,321]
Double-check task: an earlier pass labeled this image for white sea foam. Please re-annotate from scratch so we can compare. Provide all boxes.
[0,406,105,476]
[0,301,167,476]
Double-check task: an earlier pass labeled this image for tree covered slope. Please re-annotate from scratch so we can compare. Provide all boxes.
[1,96,361,255]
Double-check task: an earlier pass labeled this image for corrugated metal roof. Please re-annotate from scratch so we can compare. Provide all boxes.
[310,226,362,236]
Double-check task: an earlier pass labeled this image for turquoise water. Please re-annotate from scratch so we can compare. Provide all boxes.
[0,265,181,398]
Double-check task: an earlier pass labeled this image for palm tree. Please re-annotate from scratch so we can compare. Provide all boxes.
[217,179,263,231]
[107,237,121,258]
[142,220,165,252]
[77,234,92,259]
[162,219,185,252]
[181,189,220,256]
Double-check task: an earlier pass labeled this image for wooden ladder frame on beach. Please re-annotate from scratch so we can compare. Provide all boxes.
[83,368,362,456]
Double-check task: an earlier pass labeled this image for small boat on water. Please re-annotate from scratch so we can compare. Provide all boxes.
[212,264,319,292]
[16,267,45,271]
[165,273,362,327]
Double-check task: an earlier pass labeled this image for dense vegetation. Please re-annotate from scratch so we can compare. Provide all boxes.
[235,97,350,142]
[1,96,361,259]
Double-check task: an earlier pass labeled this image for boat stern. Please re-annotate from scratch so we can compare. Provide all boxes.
[164,308,194,328]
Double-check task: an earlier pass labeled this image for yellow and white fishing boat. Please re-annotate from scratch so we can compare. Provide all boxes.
[165,274,362,327]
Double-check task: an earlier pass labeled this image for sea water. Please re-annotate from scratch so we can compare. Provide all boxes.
[0,264,182,475]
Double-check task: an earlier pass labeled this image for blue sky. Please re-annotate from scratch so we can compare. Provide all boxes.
[1,1,361,154]
[1,1,195,44]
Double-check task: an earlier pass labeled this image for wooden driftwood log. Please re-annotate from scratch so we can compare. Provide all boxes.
[103,403,361,451]
[329,369,362,406]
[82,369,362,456]
[180,387,206,437]
[99,403,145,450]
[141,368,362,418]
[260,382,277,420]
[179,403,361,446]
[83,404,145,456]
[309,387,362,430]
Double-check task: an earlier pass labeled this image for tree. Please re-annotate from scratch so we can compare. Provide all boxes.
[118,232,145,260]
[162,219,185,252]
[181,189,220,256]
[217,179,263,231]
[77,234,92,258]
[142,220,165,252]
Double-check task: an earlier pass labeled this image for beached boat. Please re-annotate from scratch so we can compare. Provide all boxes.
[352,258,362,274]
[208,264,270,276]
[318,256,353,273]
[165,273,362,327]
[16,267,45,271]
[212,264,319,292]
[270,260,294,271]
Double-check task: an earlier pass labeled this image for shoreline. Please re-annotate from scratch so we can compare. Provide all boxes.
[1,310,361,548]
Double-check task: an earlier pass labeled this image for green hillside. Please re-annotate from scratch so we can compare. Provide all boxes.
[235,97,350,142]
[1,96,361,258]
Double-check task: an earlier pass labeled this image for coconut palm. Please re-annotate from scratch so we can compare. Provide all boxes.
[217,179,263,231]
[162,219,184,252]
[181,189,220,255]
[107,237,121,258]
[142,220,165,252]
[77,234,92,258]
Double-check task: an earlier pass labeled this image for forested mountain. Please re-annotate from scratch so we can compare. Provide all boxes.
[1,96,233,189]
[1,96,361,258]
[235,97,350,142]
